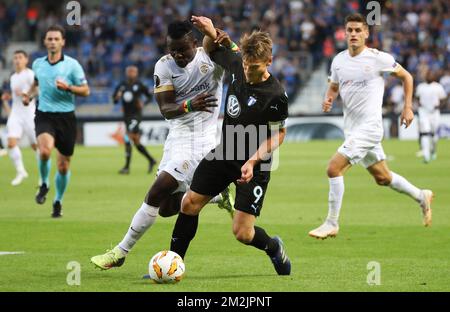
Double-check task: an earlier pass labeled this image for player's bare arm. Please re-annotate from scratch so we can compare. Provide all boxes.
[237,127,286,184]
[1,93,11,115]
[192,16,233,54]
[155,90,217,119]
[56,80,90,97]
[22,80,38,106]
[322,82,339,113]
[391,65,414,127]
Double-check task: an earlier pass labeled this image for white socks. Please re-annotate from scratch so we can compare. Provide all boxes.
[421,135,431,162]
[8,146,25,173]
[118,202,159,253]
[389,171,422,202]
[326,176,345,225]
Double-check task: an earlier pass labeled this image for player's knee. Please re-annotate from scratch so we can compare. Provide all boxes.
[40,148,51,160]
[374,174,391,186]
[57,161,70,174]
[233,227,253,244]
[7,141,16,149]
[327,165,340,178]
[180,194,195,215]
[158,204,179,218]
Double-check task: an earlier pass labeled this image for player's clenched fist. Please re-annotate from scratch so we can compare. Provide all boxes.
[191,16,216,39]
[400,107,414,128]
[190,93,217,113]
[322,96,333,113]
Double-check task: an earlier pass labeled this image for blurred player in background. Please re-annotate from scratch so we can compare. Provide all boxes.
[415,70,447,163]
[0,88,9,157]
[91,21,234,270]
[309,13,434,240]
[23,25,90,218]
[113,65,157,175]
[168,16,291,275]
[3,50,38,186]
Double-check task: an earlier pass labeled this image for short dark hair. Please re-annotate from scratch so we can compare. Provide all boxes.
[345,13,368,27]
[45,25,66,39]
[14,50,28,57]
[167,21,193,40]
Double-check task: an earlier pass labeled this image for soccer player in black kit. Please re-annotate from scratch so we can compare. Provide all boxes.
[169,16,291,275]
[113,65,157,174]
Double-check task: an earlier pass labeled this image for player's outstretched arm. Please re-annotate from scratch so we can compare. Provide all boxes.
[22,80,38,106]
[191,15,219,54]
[322,82,339,113]
[392,65,414,127]
[238,127,287,184]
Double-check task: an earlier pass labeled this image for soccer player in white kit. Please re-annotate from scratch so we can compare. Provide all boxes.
[309,13,434,239]
[4,50,38,186]
[91,21,233,270]
[415,70,447,163]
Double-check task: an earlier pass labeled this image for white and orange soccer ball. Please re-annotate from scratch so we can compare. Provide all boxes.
[148,250,185,284]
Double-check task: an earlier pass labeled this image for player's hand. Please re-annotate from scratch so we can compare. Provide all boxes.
[400,107,414,128]
[115,91,123,101]
[214,28,232,48]
[56,79,71,92]
[237,160,254,184]
[22,93,30,106]
[191,16,216,39]
[322,96,333,113]
[190,93,218,113]
[137,100,144,110]
[1,92,11,102]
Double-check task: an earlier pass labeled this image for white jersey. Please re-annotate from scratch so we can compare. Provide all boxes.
[10,68,36,116]
[153,47,224,142]
[415,82,446,112]
[329,48,400,138]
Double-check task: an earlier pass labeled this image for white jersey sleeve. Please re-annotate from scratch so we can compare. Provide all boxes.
[436,83,447,100]
[328,57,339,84]
[376,51,401,74]
[415,83,423,98]
[154,57,174,93]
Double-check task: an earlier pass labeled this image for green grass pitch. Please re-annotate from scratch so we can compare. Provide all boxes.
[0,140,449,291]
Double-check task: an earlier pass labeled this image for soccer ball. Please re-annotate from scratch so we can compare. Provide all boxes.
[148,250,185,284]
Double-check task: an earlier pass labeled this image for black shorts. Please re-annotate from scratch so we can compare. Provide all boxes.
[35,110,77,157]
[190,156,271,217]
[124,116,142,134]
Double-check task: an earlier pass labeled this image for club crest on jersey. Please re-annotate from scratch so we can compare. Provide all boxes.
[247,96,257,107]
[227,95,241,118]
[199,63,209,74]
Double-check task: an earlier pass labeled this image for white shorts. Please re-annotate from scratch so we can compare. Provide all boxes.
[418,108,440,134]
[337,135,386,168]
[157,134,217,193]
[6,112,36,144]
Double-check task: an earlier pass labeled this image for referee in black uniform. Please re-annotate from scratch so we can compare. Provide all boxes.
[169,16,291,275]
[113,65,157,174]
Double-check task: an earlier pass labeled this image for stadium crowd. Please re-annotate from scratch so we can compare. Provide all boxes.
[0,0,448,111]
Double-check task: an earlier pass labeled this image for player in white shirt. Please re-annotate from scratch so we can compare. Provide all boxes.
[4,50,38,186]
[309,14,434,239]
[91,21,233,270]
[415,71,447,163]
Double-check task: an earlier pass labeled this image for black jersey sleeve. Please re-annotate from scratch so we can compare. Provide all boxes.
[138,81,152,104]
[209,46,242,72]
[266,91,289,129]
[112,82,124,104]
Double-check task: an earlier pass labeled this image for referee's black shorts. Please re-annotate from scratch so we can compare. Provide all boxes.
[35,110,77,157]
[190,154,271,217]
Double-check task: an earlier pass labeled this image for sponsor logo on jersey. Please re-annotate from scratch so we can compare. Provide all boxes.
[175,82,210,98]
[199,63,209,74]
[247,96,257,107]
[227,95,241,118]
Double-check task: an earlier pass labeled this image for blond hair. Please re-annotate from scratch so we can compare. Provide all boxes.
[240,31,272,62]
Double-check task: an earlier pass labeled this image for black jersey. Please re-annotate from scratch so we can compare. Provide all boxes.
[209,46,288,168]
[113,80,152,117]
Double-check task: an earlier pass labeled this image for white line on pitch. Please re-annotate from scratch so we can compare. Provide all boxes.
[0,251,25,256]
